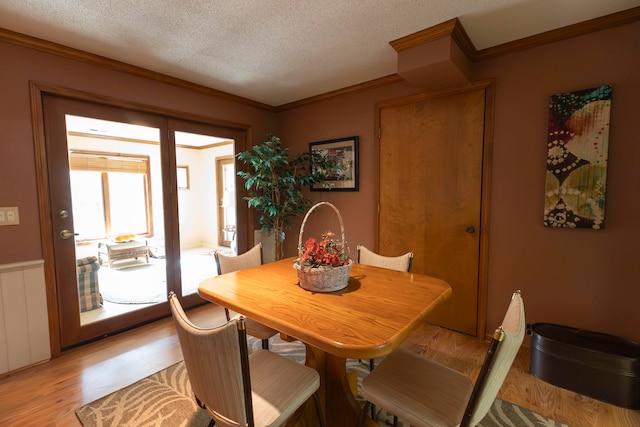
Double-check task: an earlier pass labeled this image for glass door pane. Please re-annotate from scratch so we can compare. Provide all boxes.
[173,131,235,297]
[65,115,167,326]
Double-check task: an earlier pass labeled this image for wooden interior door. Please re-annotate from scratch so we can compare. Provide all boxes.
[377,83,489,336]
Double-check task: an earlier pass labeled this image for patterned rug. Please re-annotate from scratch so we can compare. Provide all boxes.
[76,336,571,426]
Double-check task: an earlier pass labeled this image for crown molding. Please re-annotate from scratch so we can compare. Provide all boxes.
[275,74,404,111]
[389,7,640,63]
[475,6,640,61]
[389,18,476,59]
[0,27,276,112]
[3,6,639,110]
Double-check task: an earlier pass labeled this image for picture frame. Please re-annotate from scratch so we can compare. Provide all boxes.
[177,165,190,190]
[309,136,359,191]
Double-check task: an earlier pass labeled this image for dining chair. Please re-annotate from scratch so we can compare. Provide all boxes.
[357,244,414,372]
[359,290,526,427]
[356,244,414,273]
[169,292,324,427]
[214,243,278,350]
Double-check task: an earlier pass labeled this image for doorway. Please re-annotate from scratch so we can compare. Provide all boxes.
[216,156,237,251]
[34,86,248,351]
[376,81,493,338]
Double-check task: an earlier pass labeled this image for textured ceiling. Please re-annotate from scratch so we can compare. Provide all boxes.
[1,0,639,106]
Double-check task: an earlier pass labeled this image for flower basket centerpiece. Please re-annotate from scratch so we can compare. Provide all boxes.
[293,202,353,292]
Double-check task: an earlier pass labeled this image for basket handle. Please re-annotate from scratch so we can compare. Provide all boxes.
[297,202,346,258]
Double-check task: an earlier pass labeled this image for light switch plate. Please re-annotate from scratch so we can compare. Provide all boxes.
[0,207,19,226]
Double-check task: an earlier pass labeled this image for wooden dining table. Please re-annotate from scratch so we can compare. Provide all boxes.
[198,257,452,427]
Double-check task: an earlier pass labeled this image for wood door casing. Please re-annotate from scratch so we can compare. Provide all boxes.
[377,84,488,336]
[216,156,234,247]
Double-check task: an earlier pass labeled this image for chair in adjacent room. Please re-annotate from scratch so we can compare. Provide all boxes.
[214,243,278,350]
[76,256,103,312]
[359,290,526,427]
[357,244,414,371]
[169,292,324,427]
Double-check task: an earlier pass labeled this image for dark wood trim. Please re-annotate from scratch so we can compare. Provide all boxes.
[275,74,404,111]
[6,7,640,112]
[389,8,640,63]
[29,82,62,358]
[477,79,496,341]
[389,18,476,61]
[1,27,275,112]
[375,79,490,108]
[31,80,252,132]
[475,6,640,61]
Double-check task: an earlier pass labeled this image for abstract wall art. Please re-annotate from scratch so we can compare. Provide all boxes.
[544,85,612,229]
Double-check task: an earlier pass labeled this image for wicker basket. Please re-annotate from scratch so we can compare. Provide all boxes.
[293,202,353,292]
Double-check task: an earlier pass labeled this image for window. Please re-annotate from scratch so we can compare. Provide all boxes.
[70,170,107,240]
[69,151,152,240]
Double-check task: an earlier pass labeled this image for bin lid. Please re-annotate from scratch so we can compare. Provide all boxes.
[532,323,640,358]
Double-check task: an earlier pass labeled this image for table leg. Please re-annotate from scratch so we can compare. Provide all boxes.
[285,345,377,427]
[326,353,376,427]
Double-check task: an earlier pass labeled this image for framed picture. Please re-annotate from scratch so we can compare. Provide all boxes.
[309,136,359,191]
[177,165,190,190]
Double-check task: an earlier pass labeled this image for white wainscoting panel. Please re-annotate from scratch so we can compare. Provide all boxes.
[0,260,50,375]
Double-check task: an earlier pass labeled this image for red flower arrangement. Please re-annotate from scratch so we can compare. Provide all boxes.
[299,231,349,271]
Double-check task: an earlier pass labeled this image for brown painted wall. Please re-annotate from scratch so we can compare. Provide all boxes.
[1,20,638,346]
[476,23,640,342]
[278,21,640,343]
[0,40,277,264]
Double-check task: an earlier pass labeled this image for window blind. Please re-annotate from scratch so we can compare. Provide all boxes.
[69,151,149,173]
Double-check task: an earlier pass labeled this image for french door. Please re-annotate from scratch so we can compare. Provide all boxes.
[40,92,247,350]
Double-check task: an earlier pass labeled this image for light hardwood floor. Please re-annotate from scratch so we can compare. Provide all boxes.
[1,302,638,427]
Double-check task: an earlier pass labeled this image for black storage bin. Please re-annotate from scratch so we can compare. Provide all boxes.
[529,323,640,409]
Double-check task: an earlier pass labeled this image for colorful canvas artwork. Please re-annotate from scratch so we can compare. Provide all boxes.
[544,85,612,229]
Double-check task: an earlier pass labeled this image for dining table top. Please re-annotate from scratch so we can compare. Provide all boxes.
[198,257,452,360]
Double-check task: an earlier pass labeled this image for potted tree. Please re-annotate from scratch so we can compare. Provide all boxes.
[237,134,336,260]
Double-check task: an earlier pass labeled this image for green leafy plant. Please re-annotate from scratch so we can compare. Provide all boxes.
[237,134,337,260]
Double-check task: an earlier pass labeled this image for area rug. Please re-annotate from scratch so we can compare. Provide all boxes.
[98,249,217,304]
[77,336,571,427]
[98,259,167,304]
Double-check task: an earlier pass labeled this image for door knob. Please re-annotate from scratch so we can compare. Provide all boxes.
[60,230,78,239]
[466,225,476,234]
